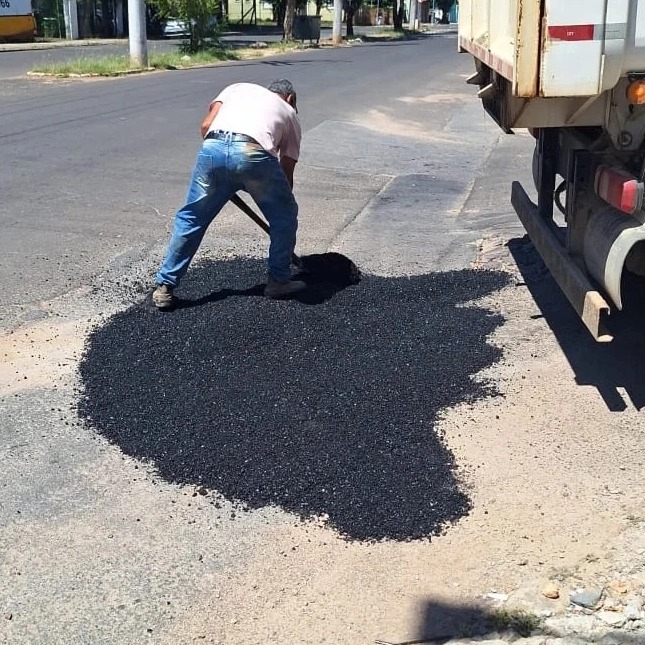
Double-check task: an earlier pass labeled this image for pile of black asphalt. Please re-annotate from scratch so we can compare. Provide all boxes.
[77,255,509,542]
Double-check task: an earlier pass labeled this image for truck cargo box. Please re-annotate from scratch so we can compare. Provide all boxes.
[459,0,645,99]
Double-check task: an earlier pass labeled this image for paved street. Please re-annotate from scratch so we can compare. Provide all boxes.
[0,31,470,330]
[0,26,378,79]
[3,31,645,645]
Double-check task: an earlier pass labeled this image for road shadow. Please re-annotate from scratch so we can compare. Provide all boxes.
[360,31,455,43]
[376,599,522,644]
[508,235,645,411]
[78,259,509,542]
[414,599,497,643]
[375,597,645,644]
[259,57,352,65]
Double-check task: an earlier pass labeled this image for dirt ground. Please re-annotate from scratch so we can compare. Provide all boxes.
[4,234,645,645]
[3,80,645,645]
[146,241,645,645]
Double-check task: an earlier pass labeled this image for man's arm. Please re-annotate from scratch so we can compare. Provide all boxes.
[200,101,222,138]
[280,156,297,188]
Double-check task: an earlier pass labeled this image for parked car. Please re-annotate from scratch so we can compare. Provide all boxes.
[162,16,217,38]
[162,18,190,37]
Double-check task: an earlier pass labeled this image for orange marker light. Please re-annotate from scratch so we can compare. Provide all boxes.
[627,80,645,105]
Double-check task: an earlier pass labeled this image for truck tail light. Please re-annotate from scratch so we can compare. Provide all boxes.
[594,165,644,214]
[627,80,645,105]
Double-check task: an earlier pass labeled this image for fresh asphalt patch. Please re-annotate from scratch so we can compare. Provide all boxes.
[77,257,509,542]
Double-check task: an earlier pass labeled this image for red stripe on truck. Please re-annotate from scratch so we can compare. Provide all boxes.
[548,25,595,41]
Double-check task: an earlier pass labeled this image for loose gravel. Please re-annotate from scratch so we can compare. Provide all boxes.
[77,257,509,541]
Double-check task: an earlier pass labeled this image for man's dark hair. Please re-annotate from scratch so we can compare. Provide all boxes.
[268,79,297,106]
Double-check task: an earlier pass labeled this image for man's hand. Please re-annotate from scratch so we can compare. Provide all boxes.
[280,156,297,188]
[200,101,222,138]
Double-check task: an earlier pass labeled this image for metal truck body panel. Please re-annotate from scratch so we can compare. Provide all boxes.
[459,0,645,98]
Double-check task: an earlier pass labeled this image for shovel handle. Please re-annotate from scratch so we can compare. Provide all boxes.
[230,194,301,267]
[230,194,270,234]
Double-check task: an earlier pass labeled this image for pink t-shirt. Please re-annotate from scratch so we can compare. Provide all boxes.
[207,83,301,161]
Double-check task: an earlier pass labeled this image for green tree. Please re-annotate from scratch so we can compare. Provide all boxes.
[283,0,296,38]
[148,0,221,51]
[273,0,307,37]
[343,0,362,37]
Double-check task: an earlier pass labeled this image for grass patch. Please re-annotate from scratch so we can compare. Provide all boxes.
[489,609,542,638]
[31,49,237,76]
[150,48,238,68]
[236,39,311,58]
[30,40,312,77]
[31,55,143,76]
[30,48,237,76]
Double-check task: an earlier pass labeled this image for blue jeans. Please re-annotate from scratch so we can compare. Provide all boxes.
[156,137,298,286]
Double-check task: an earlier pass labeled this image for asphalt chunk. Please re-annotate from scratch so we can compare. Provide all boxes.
[77,258,509,542]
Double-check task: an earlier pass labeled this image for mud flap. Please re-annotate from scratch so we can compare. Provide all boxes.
[511,182,613,342]
[584,207,645,311]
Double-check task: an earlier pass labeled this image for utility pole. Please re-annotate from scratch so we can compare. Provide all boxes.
[128,0,148,68]
[62,0,78,39]
[408,0,417,30]
[332,0,342,44]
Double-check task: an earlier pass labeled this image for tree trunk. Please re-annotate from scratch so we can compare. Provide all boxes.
[274,4,282,27]
[283,0,295,39]
[100,0,112,36]
[345,7,354,36]
[80,0,93,37]
[393,0,403,30]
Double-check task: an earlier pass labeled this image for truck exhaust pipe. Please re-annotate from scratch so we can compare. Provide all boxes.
[584,208,645,311]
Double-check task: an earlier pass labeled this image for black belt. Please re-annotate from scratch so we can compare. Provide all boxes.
[205,130,258,143]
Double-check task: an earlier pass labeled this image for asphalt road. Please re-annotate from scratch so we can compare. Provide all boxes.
[6,23,645,645]
[0,32,477,331]
[1,32,549,645]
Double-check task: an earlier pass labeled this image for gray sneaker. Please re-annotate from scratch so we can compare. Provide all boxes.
[264,275,306,299]
[152,284,174,309]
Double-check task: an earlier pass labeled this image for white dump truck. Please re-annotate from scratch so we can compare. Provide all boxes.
[459,0,645,341]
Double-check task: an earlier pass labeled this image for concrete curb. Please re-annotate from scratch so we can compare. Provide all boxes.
[0,38,126,52]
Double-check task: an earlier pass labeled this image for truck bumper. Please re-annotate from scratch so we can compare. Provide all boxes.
[511,181,613,342]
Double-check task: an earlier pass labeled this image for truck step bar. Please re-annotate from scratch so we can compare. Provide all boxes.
[511,181,613,342]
